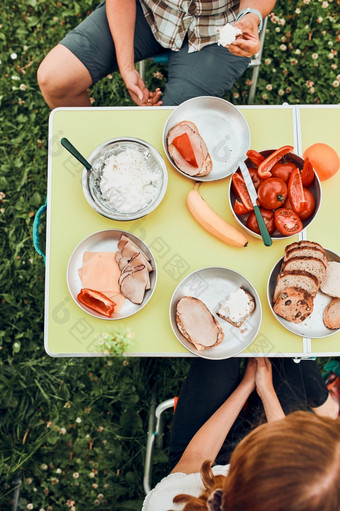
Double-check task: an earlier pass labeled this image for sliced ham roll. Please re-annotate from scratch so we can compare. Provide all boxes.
[167,121,213,177]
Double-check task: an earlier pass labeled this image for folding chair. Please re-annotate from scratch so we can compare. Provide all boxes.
[143,393,178,494]
[138,17,268,105]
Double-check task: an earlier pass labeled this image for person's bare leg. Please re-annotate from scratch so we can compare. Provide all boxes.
[312,393,339,419]
[37,45,93,108]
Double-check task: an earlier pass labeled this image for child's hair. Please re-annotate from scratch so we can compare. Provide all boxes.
[171,411,340,511]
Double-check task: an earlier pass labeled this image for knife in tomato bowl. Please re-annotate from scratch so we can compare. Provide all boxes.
[238,160,272,247]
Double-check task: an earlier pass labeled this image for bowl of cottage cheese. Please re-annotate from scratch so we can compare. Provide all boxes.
[82,137,168,221]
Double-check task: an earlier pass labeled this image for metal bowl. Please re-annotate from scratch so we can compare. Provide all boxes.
[163,96,250,181]
[82,138,168,221]
[169,266,262,359]
[267,248,340,338]
[228,149,322,240]
[67,229,157,320]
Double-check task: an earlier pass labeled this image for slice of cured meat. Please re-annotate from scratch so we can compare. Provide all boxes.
[167,121,213,176]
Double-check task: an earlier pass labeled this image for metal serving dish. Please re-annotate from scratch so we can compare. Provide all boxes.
[169,266,262,359]
[229,149,322,240]
[267,248,339,338]
[67,229,157,320]
[163,96,251,181]
[82,137,168,221]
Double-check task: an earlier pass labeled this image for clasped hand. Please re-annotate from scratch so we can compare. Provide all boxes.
[242,357,275,397]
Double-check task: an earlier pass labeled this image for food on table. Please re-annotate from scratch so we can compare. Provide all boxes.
[246,149,265,167]
[300,158,315,187]
[187,188,248,247]
[77,288,116,317]
[282,256,327,287]
[271,161,297,183]
[323,298,340,330]
[217,288,255,328]
[246,208,275,235]
[274,208,303,236]
[296,189,315,221]
[320,262,340,298]
[115,234,153,305]
[217,23,242,46]
[283,245,328,268]
[273,286,314,324]
[303,143,340,181]
[273,270,319,303]
[285,240,325,253]
[257,177,287,210]
[167,121,212,176]
[176,297,224,351]
[78,251,126,311]
[257,145,294,179]
[287,167,307,214]
[232,173,253,211]
[98,147,162,213]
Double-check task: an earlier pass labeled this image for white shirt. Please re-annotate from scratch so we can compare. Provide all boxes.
[142,464,230,510]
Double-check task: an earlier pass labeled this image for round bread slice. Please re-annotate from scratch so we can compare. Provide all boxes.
[323,297,340,329]
[217,288,255,328]
[320,261,340,298]
[273,270,319,303]
[284,240,326,255]
[176,296,224,351]
[273,287,314,323]
[282,256,326,287]
[283,247,328,267]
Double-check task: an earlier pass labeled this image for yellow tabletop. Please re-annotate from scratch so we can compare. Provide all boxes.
[45,104,340,357]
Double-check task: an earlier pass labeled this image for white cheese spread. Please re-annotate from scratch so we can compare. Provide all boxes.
[218,288,252,324]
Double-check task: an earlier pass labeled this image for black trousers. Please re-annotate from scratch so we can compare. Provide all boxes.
[168,358,329,470]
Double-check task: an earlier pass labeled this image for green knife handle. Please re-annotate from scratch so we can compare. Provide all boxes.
[61,137,92,171]
[254,205,272,246]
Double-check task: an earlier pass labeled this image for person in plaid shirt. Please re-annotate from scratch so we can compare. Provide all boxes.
[38,1,276,108]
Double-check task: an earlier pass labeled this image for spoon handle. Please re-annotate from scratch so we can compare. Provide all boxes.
[61,137,92,171]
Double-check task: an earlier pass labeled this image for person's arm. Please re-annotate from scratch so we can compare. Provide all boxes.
[227,1,276,57]
[171,359,256,475]
[105,0,162,105]
[255,358,285,422]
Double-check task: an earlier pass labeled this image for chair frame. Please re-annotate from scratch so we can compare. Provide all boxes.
[138,16,268,105]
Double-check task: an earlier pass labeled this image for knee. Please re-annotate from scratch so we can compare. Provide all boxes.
[37,58,66,100]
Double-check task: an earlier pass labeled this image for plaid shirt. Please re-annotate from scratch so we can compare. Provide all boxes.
[139,0,240,52]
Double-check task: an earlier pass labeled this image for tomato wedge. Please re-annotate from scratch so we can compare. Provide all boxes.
[234,199,249,215]
[77,288,116,317]
[246,149,265,166]
[172,132,198,168]
[298,188,315,221]
[232,173,253,211]
[300,157,315,187]
[275,208,303,235]
[288,167,307,214]
[257,145,294,179]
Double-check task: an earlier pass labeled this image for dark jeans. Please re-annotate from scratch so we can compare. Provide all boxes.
[168,358,329,470]
[60,1,250,105]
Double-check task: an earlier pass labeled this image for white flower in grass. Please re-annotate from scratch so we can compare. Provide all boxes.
[333,81,339,87]
[262,93,268,100]
[266,84,273,91]
[295,49,301,55]
[322,1,329,7]
[75,417,81,423]
[89,472,95,478]
[328,53,334,59]
[55,468,62,474]
[265,58,271,65]
[19,84,27,91]
[27,504,33,510]
[295,8,301,14]
[73,472,79,479]
[278,89,285,96]
[41,464,48,470]
[280,44,287,51]
[275,27,280,32]
[312,53,318,59]
[59,427,66,435]
[303,0,310,4]
[11,53,17,59]
[317,17,323,23]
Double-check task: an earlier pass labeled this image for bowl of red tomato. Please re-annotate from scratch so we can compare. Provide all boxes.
[228,147,322,240]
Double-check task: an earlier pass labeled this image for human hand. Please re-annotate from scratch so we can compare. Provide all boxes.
[255,357,275,398]
[122,69,163,106]
[241,358,256,392]
[227,14,261,57]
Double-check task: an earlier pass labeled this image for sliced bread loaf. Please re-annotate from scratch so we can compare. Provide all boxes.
[273,270,319,303]
[323,297,340,329]
[273,287,314,323]
[320,261,340,298]
[282,256,326,286]
[284,240,326,255]
[283,247,328,267]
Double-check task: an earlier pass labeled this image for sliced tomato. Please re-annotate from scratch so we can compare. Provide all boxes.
[288,167,307,214]
[257,177,288,210]
[172,132,198,168]
[246,149,265,167]
[257,145,294,179]
[275,208,303,235]
[300,157,315,187]
[246,208,275,235]
[298,188,315,221]
[271,161,298,183]
[234,199,249,215]
[232,173,253,211]
[249,167,261,190]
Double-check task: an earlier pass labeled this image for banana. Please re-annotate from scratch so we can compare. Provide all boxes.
[186,189,248,247]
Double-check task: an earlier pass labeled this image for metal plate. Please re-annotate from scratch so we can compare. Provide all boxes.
[163,97,251,181]
[267,248,340,338]
[169,267,262,359]
[228,150,322,240]
[67,229,157,320]
[82,138,168,221]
